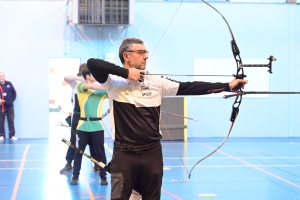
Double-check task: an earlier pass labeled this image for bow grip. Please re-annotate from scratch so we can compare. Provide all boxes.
[232,74,246,91]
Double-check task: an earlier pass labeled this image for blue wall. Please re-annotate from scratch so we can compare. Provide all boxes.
[0,1,299,138]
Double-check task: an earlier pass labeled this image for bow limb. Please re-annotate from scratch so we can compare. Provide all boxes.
[188,81,243,179]
[188,121,235,178]
[201,0,245,84]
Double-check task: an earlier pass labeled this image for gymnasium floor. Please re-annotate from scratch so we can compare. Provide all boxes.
[0,113,299,199]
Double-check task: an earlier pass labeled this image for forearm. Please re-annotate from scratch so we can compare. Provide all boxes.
[176,81,230,95]
[64,76,84,84]
[83,83,105,90]
[87,58,128,83]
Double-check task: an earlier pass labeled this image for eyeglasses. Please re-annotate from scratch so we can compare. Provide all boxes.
[126,50,149,56]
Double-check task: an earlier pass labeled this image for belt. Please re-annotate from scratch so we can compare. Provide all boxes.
[80,117,102,121]
[114,141,160,152]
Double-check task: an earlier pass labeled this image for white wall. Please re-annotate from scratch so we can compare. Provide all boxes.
[0,1,299,138]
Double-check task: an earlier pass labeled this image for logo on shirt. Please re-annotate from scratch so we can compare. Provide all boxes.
[140,85,152,97]
[7,85,10,88]
[125,89,130,95]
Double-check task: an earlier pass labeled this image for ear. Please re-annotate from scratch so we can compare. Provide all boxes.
[123,52,130,62]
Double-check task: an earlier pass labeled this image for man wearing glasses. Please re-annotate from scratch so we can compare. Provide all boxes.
[87,38,247,200]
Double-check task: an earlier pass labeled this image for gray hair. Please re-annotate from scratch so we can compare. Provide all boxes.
[119,38,144,64]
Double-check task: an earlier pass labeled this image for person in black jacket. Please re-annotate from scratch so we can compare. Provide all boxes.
[0,72,17,141]
[87,38,247,200]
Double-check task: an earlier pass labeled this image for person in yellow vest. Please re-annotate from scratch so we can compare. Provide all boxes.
[60,64,100,173]
[70,66,108,185]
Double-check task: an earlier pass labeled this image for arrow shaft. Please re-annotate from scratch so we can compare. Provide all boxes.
[161,110,198,121]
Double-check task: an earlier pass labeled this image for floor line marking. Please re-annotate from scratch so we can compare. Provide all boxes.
[82,173,95,200]
[11,144,30,200]
[201,143,300,189]
[161,189,183,200]
[161,165,300,168]
[162,156,300,159]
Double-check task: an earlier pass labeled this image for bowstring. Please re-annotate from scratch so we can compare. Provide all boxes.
[147,0,184,64]
[145,82,190,176]
[143,0,196,177]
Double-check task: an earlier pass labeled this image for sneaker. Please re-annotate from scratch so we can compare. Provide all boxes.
[60,165,72,173]
[10,136,18,141]
[100,178,108,185]
[94,165,100,172]
[70,177,78,185]
[0,136,4,140]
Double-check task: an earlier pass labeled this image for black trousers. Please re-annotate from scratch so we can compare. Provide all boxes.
[65,113,97,165]
[0,105,15,138]
[73,130,107,179]
[110,143,163,200]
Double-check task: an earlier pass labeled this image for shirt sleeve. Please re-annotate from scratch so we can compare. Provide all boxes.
[176,81,230,95]
[76,82,86,93]
[160,77,181,97]
[87,58,128,83]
